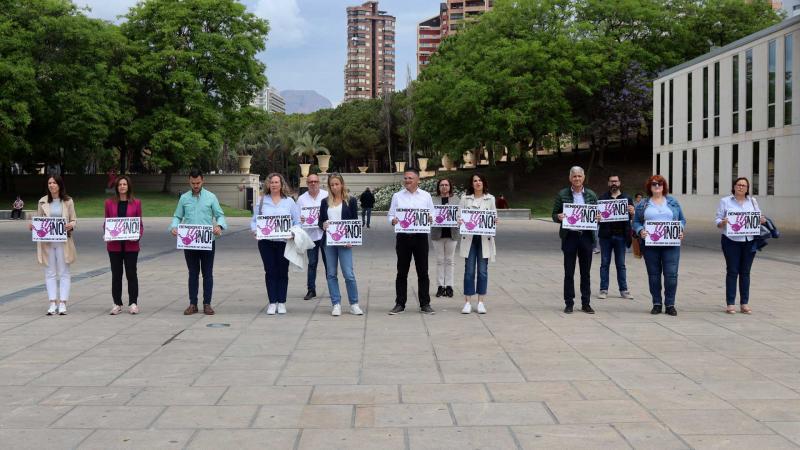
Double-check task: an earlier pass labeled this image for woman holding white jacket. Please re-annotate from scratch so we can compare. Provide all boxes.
[459,173,496,314]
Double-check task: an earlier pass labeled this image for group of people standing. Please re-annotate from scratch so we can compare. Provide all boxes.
[26,165,766,319]
[553,166,766,317]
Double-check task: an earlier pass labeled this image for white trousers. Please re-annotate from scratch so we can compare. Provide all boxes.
[432,239,458,287]
[44,242,71,301]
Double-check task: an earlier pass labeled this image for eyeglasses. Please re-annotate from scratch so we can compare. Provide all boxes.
[308,181,320,184]
[735,184,748,188]
[651,182,663,187]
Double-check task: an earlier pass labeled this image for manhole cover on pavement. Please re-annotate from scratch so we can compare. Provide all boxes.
[206,323,231,328]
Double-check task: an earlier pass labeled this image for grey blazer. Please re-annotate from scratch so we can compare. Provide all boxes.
[430,195,460,241]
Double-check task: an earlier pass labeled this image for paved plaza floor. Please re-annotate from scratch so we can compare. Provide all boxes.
[0,217,799,449]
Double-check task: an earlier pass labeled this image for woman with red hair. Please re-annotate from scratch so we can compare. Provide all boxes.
[632,175,686,316]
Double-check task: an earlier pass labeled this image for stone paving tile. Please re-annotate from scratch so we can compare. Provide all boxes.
[546,399,654,424]
[451,402,554,426]
[40,387,141,406]
[154,405,257,429]
[311,385,398,405]
[512,424,630,449]
[127,387,227,406]
[408,426,517,449]
[192,369,280,386]
[354,404,453,428]
[681,434,798,449]
[486,381,583,402]
[218,385,311,405]
[730,399,800,421]
[0,386,56,406]
[0,428,92,450]
[298,428,405,450]
[78,429,194,449]
[767,422,800,446]
[188,429,298,449]
[612,422,689,449]
[626,388,734,410]
[438,359,525,383]
[570,380,630,400]
[650,409,773,435]
[401,383,489,404]
[0,405,72,428]
[52,405,164,429]
[698,380,800,400]
[252,404,353,429]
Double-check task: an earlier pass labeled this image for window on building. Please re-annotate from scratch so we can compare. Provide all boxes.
[767,139,775,195]
[703,66,709,138]
[682,150,688,194]
[687,73,693,141]
[691,149,697,194]
[769,40,777,128]
[714,61,720,136]
[713,146,719,195]
[786,34,793,126]
[656,153,661,175]
[746,49,753,131]
[668,152,674,190]
[732,144,739,182]
[669,79,674,144]
[752,141,760,195]
[660,82,665,146]
[733,55,739,134]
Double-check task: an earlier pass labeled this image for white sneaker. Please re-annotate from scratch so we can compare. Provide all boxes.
[57,302,67,315]
[110,305,122,315]
[477,302,487,314]
[461,302,472,314]
[47,302,57,316]
[598,290,608,299]
[620,291,634,300]
[350,304,364,315]
[277,303,287,314]
[266,303,277,315]
[332,304,342,316]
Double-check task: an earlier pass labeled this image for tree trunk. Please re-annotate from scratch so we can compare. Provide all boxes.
[162,171,172,193]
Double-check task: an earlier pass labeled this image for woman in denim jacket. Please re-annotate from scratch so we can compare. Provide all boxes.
[633,175,686,316]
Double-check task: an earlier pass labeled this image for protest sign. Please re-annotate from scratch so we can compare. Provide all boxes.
[432,204,459,228]
[644,220,683,246]
[561,203,599,231]
[325,220,363,246]
[177,224,214,250]
[394,208,431,233]
[459,208,497,236]
[31,217,67,242]
[255,215,293,240]
[104,217,141,241]
[597,198,630,222]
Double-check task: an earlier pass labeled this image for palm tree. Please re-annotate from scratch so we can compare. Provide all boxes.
[291,132,329,164]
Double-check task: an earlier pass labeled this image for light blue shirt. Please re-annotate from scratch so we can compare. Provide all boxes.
[169,188,228,235]
[571,187,585,205]
[50,199,62,217]
[251,195,300,232]
[644,200,674,222]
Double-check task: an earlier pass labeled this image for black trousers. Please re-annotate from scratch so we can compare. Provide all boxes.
[10,209,23,219]
[395,233,431,307]
[109,250,139,305]
[184,242,215,305]
[562,231,593,307]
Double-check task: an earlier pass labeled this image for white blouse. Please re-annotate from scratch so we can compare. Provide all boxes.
[328,203,343,222]
[714,195,761,242]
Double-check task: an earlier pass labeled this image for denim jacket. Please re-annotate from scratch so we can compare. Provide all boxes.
[633,195,687,235]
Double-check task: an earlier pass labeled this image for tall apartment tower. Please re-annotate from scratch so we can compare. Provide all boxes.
[417,1,493,73]
[345,1,396,101]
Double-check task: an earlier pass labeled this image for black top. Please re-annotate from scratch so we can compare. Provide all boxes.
[319,196,360,228]
[118,200,128,218]
[359,190,375,208]
[598,191,632,242]
[440,197,452,239]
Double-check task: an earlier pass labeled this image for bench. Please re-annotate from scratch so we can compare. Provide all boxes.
[0,210,33,220]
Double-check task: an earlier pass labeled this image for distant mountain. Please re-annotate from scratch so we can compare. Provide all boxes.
[280,90,333,114]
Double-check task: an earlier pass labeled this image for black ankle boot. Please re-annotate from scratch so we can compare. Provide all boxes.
[435,286,445,297]
[651,305,663,314]
[445,286,454,297]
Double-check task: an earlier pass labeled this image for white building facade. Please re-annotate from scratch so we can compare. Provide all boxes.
[251,86,285,114]
[653,16,800,227]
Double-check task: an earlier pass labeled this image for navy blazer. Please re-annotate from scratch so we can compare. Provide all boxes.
[319,196,359,229]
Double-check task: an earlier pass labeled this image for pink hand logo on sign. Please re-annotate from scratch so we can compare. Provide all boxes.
[330,223,346,241]
[179,228,196,245]
[33,220,52,238]
[729,214,747,232]
[566,208,582,225]
[435,208,449,224]
[649,224,665,242]
[106,221,125,238]
[399,210,414,229]
[305,209,319,225]
[600,203,613,219]
[464,211,481,231]
[259,218,275,236]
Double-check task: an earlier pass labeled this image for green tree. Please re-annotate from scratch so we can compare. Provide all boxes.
[121,0,268,190]
[291,132,329,164]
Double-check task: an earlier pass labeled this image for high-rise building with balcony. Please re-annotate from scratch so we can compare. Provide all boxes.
[345,1,396,101]
[417,1,493,73]
[251,86,286,114]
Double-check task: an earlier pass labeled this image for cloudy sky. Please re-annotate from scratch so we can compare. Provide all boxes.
[76,0,441,105]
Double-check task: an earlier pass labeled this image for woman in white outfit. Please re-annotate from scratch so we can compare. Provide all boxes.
[431,178,459,298]
[459,173,496,314]
[31,176,77,315]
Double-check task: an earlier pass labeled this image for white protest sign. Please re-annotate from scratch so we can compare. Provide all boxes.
[325,220,363,246]
[459,208,497,236]
[31,217,67,242]
[394,208,431,234]
[726,212,761,237]
[176,224,214,250]
[104,217,141,241]
[301,206,320,228]
[598,199,630,222]
[644,220,682,247]
[255,215,293,240]
[432,204,459,228]
[561,203,599,231]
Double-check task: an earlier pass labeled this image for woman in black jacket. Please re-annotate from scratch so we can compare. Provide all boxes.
[319,174,362,316]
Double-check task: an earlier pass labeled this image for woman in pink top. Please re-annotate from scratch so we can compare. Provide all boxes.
[104,176,143,314]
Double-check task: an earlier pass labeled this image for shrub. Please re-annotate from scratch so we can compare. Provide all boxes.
[372,178,465,210]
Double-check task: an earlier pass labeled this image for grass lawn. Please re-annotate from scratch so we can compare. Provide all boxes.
[509,196,553,219]
[13,191,252,218]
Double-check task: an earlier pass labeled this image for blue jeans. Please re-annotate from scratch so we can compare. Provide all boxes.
[258,240,289,304]
[464,236,488,296]
[323,245,358,305]
[599,235,628,292]
[643,246,680,306]
[306,239,328,291]
[184,242,215,305]
[362,208,372,227]
[721,236,756,305]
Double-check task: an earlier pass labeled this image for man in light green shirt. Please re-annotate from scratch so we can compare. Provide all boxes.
[169,170,227,316]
